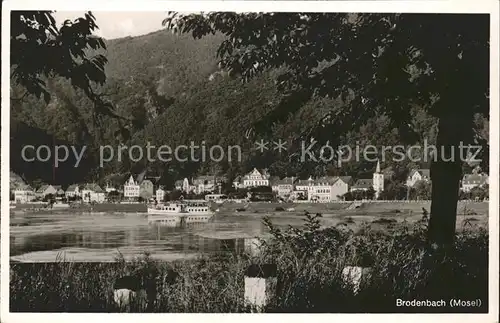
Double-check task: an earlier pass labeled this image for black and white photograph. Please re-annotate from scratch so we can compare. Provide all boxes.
[1,0,499,319]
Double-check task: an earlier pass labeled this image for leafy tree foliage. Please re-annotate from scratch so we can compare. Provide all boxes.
[11,11,113,116]
[409,180,432,200]
[164,12,489,247]
[379,180,407,200]
[459,185,489,201]
[342,186,375,201]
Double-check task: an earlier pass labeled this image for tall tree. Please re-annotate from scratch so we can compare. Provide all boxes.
[10,11,121,124]
[164,13,489,249]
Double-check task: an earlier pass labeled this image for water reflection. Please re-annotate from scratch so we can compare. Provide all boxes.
[10,212,276,261]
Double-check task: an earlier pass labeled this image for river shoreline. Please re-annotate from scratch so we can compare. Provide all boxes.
[9,201,488,263]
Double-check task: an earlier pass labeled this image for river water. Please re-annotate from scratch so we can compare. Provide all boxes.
[9,201,488,262]
[9,210,328,262]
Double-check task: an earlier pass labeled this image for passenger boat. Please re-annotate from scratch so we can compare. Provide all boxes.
[148,200,214,215]
[147,200,215,225]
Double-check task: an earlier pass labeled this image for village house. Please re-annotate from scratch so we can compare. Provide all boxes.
[292,175,353,202]
[271,177,297,199]
[461,173,489,192]
[81,184,106,203]
[156,187,166,202]
[65,184,81,199]
[309,177,338,202]
[35,184,58,198]
[406,169,431,187]
[332,176,353,200]
[124,175,140,200]
[242,168,270,188]
[310,176,353,202]
[295,177,315,199]
[14,184,36,203]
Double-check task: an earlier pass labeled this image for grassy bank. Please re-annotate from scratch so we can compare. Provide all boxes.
[10,213,488,313]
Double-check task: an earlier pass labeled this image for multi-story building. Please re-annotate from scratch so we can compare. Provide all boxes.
[242,168,270,188]
[65,184,81,199]
[293,176,352,202]
[309,176,352,202]
[271,177,297,198]
[81,183,106,203]
[124,175,140,199]
[156,187,166,202]
[14,185,36,203]
[461,173,489,192]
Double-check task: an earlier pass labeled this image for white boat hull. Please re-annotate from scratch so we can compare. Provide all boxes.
[148,213,214,226]
[147,200,215,225]
[147,208,214,216]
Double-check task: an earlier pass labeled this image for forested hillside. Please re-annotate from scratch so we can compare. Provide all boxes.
[10,28,488,188]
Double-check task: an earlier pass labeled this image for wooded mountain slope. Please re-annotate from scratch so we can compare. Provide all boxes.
[10,28,488,187]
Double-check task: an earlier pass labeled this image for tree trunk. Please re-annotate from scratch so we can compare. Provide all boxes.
[427,114,473,248]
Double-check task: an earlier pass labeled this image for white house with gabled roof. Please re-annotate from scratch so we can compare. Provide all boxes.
[242,168,270,188]
[81,183,106,203]
[406,169,431,187]
[124,175,140,199]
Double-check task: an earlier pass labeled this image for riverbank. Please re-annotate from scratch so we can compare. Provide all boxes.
[10,200,488,215]
[12,202,147,213]
[10,214,489,313]
[10,201,488,262]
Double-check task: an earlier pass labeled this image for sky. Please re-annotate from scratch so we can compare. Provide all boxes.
[53,11,168,39]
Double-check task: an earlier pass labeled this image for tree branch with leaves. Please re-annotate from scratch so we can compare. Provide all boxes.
[163,12,489,249]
